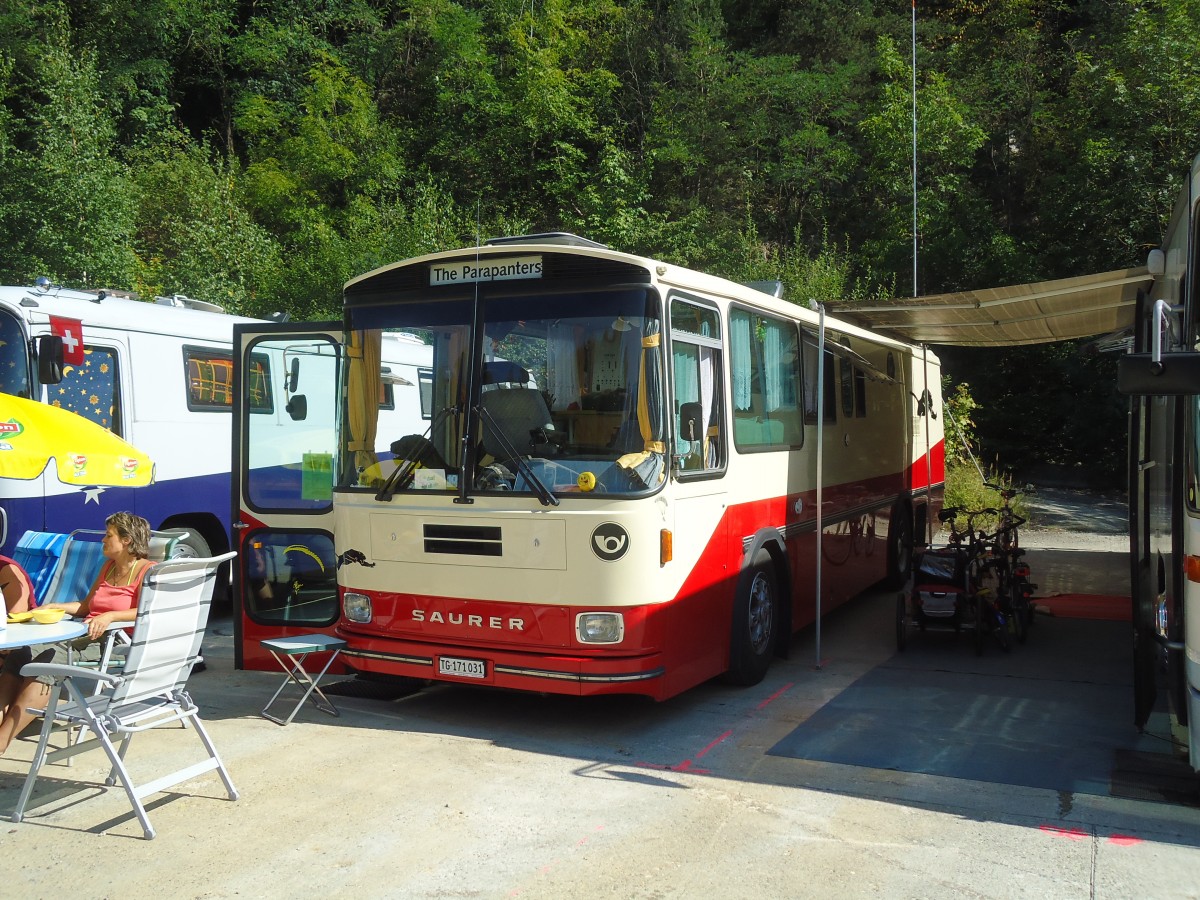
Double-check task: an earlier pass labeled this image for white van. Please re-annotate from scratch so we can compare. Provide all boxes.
[0,281,430,571]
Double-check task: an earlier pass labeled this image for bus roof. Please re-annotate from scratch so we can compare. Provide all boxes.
[345,237,921,355]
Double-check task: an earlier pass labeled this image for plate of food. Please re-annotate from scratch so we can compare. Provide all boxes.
[6,611,35,623]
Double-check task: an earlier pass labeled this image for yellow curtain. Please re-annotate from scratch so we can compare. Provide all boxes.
[346,329,382,474]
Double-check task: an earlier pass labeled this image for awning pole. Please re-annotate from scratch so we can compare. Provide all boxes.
[922,343,933,545]
[815,305,826,670]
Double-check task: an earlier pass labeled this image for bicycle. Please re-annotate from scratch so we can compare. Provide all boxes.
[899,506,1008,654]
[960,509,1010,655]
[984,482,1039,641]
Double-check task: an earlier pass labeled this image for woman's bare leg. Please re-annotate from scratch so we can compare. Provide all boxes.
[0,676,52,756]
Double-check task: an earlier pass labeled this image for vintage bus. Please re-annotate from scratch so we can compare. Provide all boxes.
[0,282,429,595]
[233,235,944,696]
[1118,150,1200,772]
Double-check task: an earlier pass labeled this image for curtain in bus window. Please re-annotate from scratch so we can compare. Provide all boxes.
[57,346,120,433]
[700,346,718,466]
[547,322,581,409]
[763,321,794,411]
[346,328,382,475]
[730,313,752,410]
[616,317,665,488]
[673,344,699,458]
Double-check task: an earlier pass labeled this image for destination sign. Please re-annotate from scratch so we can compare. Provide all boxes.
[430,255,543,286]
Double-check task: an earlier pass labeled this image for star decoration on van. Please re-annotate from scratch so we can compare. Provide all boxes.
[81,485,105,504]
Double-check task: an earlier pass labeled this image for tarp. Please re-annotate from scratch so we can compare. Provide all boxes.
[828,267,1153,347]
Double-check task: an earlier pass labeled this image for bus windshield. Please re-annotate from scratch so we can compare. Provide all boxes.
[341,286,666,498]
[0,309,31,398]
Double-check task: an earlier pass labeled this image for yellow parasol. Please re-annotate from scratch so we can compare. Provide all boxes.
[0,392,155,486]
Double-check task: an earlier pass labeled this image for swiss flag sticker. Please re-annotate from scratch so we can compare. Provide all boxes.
[50,316,85,365]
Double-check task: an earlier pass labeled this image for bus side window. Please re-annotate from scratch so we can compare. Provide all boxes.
[670,297,725,471]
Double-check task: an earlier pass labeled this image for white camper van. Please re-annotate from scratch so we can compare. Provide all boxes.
[0,281,431,579]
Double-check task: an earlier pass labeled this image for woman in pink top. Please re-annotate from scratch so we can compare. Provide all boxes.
[0,512,152,755]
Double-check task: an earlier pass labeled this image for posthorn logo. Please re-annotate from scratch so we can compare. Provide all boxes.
[591,523,629,562]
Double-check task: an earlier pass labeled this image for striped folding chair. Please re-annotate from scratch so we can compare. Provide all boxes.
[11,531,69,607]
[13,552,240,840]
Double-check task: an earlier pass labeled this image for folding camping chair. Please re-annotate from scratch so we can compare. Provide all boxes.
[11,551,239,840]
[11,531,69,605]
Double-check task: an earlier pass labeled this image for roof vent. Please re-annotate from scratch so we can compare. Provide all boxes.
[744,280,785,299]
[154,293,226,314]
[485,232,608,249]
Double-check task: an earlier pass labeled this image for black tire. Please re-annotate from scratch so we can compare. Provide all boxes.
[162,528,229,606]
[896,593,907,652]
[994,601,1010,652]
[163,527,211,560]
[1017,577,1035,629]
[724,553,779,686]
[884,504,914,589]
[972,594,985,656]
[1009,578,1028,644]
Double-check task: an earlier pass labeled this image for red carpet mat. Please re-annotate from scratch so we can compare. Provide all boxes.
[1036,594,1130,621]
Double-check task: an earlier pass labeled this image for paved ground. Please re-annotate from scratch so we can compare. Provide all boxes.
[2,489,1198,899]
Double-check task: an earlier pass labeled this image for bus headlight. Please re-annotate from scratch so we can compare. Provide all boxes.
[576,612,624,644]
[343,592,373,623]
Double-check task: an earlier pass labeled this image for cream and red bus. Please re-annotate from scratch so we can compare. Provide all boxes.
[233,234,944,698]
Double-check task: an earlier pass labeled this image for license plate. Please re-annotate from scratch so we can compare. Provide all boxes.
[438,655,487,679]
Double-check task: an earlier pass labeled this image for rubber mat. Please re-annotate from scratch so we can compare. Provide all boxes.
[1036,593,1131,621]
[769,617,1153,796]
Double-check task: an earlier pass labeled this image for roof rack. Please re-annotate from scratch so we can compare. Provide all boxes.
[484,232,608,249]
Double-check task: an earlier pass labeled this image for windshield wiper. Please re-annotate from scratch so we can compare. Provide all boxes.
[375,406,456,502]
[475,403,559,507]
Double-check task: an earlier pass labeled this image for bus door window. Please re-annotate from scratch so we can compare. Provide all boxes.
[670,297,724,472]
[244,530,338,626]
[0,309,30,398]
[244,337,339,511]
[55,344,122,435]
[731,307,804,449]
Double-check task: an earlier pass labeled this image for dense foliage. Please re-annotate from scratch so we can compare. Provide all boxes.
[2,1,1197,483]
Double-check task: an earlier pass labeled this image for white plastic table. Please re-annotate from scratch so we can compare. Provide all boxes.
[259,633,348,725]
[0,619,88,650]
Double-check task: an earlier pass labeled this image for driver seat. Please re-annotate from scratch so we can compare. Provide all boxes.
[479,387,558,459]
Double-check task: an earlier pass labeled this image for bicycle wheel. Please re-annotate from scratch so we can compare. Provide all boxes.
[1009,576,1028,643]
[972,593,985,655]
[994,600,1010,652]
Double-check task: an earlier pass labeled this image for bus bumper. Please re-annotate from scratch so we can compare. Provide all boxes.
[335,633,669,699]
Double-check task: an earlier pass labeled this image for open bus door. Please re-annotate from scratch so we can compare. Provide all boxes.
[232,322,343,670]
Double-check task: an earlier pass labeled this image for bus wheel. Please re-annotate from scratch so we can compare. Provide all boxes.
[884,504,913,589]
[164,528,211,560]
[164,528,228,605]
[724,554,778,686]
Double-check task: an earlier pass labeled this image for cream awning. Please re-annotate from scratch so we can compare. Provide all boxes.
[828,267,1153,347]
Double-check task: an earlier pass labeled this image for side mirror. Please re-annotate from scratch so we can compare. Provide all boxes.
[35,334,64,384]
[1117,352,1200,395]
[678,401,703,442]
[287,356,300,392]
[285,394,308,421]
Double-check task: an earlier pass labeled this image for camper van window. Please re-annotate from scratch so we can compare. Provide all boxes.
[57,345,122,434]
[184,348,273,413]
[418,368,433,419]
[0,310,30,398]
[377,369,395,411]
